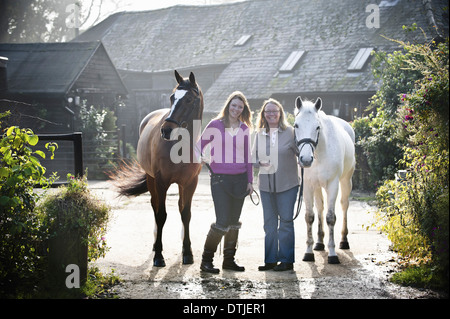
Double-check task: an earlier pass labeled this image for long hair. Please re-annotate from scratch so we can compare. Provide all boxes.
[215,91,252,128]
[256,98,289,133]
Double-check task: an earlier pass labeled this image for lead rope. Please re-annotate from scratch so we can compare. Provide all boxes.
[265,131,303,223]
[268,167,303,223]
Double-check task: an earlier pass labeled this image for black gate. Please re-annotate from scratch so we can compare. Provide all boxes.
[36,125,127,182]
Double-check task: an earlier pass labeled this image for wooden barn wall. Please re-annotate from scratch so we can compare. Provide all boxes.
[72,45,126,96]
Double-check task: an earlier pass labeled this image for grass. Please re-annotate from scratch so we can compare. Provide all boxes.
[350,191,377,206]
[82,267,121,299]
[390,264,449,292]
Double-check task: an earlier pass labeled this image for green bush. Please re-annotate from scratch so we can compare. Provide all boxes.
[375,36,449,290]
[351,30,424,191]
[352,110,404,191]
[39,174,111,263]
[77,102,118,179]
[1,116,113,297]
[0,125,56,297]
[376,179,432,264]
[369,25,423,116]
[36,174,112,298]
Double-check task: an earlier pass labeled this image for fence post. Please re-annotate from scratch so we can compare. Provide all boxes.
[73,132,83,177]
[37,132,84,184]
[121,124,127,159]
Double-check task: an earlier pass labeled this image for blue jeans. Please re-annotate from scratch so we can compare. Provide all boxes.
[260,186,298,263]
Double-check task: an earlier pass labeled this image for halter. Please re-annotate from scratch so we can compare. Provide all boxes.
[164,117,188,128]
[295,126,321,153]
[164,86,200,129]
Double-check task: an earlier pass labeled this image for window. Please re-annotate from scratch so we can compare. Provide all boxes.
[279,50,305,72]
[379,0,400,7]
[347,48,373,72]
[234,35,252,46]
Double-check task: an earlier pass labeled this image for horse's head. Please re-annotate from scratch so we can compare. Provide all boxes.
[161,70,203,141]
[294,97,322,168]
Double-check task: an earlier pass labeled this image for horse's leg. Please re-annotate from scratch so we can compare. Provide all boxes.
[178,176,198,265]
[313,187,325,251]
[339,170,353,250]
[302,185,316,262]
[325,179,340,264]
[148,174,169,267]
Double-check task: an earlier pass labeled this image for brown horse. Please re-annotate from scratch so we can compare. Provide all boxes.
[111,70,203,267]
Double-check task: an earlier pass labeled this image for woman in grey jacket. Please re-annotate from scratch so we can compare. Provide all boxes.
[253,99,299,271]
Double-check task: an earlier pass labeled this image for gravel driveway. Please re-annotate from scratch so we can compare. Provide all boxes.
[90,171,444,300]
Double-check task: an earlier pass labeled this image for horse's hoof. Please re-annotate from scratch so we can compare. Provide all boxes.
[183,255,194,265]
[339,241,350,250]
[328,256,340,264]
[153,257,166,267]
[302,253,315,262]
[313,243,325,251]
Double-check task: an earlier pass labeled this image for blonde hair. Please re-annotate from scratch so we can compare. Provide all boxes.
[215,91,252,128]
[256,98,288,133]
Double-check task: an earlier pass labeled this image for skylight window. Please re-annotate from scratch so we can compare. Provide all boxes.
[234,35,252,46]
[379,0,400,7]
[279,50,305,72]
[347,48,373,72]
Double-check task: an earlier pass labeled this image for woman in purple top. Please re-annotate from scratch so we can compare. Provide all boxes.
[199,91,253,274]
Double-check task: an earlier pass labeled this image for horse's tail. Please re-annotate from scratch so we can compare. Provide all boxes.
[109,160,148,197]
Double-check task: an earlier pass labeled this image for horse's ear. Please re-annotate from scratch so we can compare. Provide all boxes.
[175,70,183,84]
[189,72,196,87]
[295,96,303,110]
[314,98,322,111]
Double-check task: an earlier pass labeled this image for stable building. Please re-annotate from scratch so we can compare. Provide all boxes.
[72,0,446,146]
[0,41,127,133]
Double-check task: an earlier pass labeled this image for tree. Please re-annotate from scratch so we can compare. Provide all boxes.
[1,0,70,42]
[369,38,423,116]
[0,0,120,43]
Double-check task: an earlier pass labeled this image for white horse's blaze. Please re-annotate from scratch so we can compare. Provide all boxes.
[168,89,188,118]
[294,97,355,264]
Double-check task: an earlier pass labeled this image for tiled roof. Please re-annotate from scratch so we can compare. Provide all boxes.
[0,41,127,95]
[75,0,447,111]
[0,42,99,94]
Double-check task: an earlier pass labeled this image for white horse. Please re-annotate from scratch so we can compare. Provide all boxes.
[293,97,355,264]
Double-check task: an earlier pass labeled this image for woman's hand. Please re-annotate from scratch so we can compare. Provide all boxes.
[200,156,209,165]
[247,183,254,195]
[259,160,271,168]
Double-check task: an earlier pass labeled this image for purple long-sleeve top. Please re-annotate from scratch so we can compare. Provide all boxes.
[199,119,253,184]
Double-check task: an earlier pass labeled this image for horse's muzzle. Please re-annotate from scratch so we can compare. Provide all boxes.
[161,126,173,140]
[299,156,313,168]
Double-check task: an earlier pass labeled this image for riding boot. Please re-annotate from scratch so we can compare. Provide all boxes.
[200,224,226,274]
[222,223,245,271]
[273,262,294,271]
